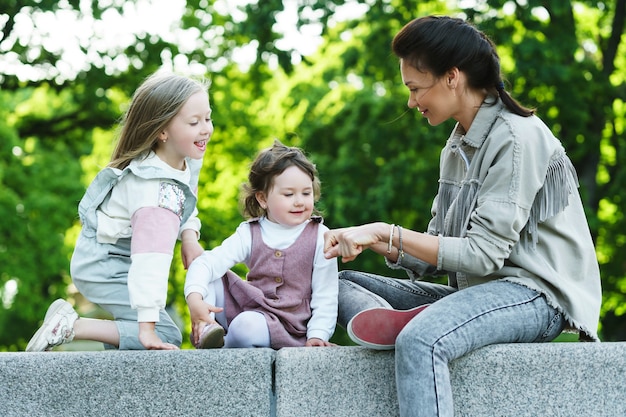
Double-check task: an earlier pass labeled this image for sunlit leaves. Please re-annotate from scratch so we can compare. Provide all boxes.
[1,0,625,348]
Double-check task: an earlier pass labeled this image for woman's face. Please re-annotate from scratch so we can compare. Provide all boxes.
[400,59,455,127]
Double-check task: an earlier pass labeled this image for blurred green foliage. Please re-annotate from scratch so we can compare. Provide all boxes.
[1,0,624,351]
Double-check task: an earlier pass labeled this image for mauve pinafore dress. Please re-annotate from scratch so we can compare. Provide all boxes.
[221,218,320,348]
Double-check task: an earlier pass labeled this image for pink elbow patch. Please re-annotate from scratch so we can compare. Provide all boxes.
[131,207,180,254]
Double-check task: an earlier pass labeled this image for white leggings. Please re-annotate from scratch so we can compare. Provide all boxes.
[206,279,270,348]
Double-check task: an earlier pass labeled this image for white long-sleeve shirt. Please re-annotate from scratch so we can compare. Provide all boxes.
[185,216,338,341]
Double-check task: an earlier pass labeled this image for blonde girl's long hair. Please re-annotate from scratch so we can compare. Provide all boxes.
[108,72,210,169]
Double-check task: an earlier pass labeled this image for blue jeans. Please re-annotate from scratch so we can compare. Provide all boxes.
[338,271,565,417]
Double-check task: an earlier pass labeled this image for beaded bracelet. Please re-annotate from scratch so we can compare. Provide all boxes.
[387,223,395,254]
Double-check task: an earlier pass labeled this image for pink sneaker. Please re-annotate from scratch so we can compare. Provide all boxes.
[347,304,430,350]
[196,323,225,349]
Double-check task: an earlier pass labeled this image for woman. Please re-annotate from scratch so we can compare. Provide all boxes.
[323,16,601,417]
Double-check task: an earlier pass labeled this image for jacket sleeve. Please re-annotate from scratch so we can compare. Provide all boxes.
[128,206,180,322]
[384,196,448,280]
[179,206,201,239]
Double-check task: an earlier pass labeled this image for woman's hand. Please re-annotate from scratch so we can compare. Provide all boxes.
[323,223,386,262]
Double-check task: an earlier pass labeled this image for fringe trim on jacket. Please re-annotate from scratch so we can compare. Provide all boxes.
[520,153,579,248]
[435,152,579,250]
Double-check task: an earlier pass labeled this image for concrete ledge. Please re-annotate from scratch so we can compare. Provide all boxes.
[3,343,625,416]
[0,349,275,417]
[275,347,396,417]
[276,343,626,417]
[449,342,626,417]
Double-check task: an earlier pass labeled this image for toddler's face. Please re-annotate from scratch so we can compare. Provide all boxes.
[258,165,315,226]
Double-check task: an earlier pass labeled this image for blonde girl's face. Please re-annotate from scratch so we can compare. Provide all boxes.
[157,91,213,170]
[256,165,315,227]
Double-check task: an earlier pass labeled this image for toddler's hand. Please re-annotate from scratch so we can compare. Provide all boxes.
[187,293,223,346]
[305,338,336,347]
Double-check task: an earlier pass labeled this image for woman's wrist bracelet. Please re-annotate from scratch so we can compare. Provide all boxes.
[387,223,395,254]
[397,225,404,259]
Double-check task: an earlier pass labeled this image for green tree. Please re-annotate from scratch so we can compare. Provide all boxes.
[1,0,624,350]
[0,84,101,350]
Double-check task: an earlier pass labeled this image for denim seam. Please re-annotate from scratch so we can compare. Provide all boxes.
[501,278,597,341]
[343,280,389,306]
[432,291,544,349]
[367,274,447,301]
[430,345,442,417]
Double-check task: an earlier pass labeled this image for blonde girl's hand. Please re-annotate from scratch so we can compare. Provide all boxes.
[138,322,179,350]
[181,230,204,269]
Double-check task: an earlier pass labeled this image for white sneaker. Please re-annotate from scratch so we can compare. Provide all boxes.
[26,299,78,352]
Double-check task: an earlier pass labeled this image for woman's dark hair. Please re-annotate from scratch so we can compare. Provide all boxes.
[392,16,534,117]
[241,139,322,219]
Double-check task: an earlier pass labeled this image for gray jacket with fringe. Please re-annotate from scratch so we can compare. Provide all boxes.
[389,98,601,341]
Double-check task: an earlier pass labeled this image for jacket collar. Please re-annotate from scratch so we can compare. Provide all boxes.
[453,96,504,148]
